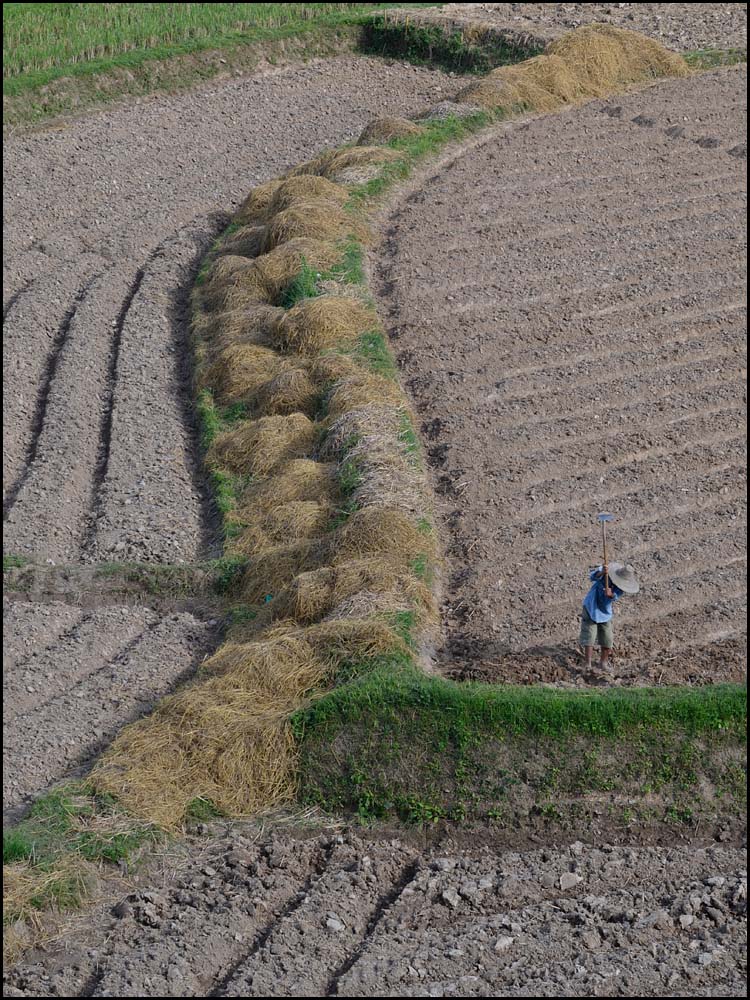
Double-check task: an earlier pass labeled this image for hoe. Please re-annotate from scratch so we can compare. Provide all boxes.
[597,512,614,589]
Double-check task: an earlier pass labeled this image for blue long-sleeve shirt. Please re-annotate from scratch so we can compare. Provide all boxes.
[582,566,623,623]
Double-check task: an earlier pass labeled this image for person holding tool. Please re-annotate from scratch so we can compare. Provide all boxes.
[580,513,640,670]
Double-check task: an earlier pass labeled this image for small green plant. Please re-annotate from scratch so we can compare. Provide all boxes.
[186,797,225,822]
[3,554,29,571]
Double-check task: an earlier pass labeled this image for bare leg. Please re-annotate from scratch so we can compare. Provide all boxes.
[584,645,594,668]
[600,647,611,669]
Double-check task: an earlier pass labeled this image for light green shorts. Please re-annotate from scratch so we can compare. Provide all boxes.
[579,608,613,649]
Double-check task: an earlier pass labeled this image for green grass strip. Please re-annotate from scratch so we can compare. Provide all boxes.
[3,4,443,94]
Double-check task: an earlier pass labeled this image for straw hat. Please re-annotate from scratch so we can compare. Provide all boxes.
[608,562,639,594]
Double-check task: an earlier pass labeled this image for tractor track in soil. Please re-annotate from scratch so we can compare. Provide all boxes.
[372,66,747,687]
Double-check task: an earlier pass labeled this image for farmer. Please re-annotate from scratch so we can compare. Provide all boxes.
[580,562,639,669]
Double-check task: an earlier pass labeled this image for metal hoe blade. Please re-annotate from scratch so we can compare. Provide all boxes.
[597,512,614,523]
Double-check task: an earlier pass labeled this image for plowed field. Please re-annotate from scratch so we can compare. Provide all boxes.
[373,67,747,685]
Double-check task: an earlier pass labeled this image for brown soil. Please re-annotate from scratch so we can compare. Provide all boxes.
[392,3,749,53]
[2,599,219,822]
[4,823,746,997]
[372,67,747,686]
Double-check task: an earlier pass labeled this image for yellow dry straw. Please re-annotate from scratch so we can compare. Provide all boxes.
[458,24,688,111]
[192,305,285,365]
[254,367,319,418]
[335,506,434,565]
[209,412,318,477]
[267,175,350,214]
[90,617,409,826]
[262,200,367,253]
[215,224,266,260]
[273,295,378,354]
[271,557,433,624]
[234,176,285,226]
[547,23,689,95]
[287,144,402,180]
[236,458,339,515]
[206,344,287,405]
[324,372,404,421]
[241,538,325,603]
[358,116,423,145]
[231,499,332,557]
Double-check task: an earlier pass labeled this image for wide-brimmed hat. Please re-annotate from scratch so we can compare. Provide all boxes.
[608,562,639,594]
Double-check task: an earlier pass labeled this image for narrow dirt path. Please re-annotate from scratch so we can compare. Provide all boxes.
[372,66,747,686]
[5,828,746,997]
[3,56,456,564]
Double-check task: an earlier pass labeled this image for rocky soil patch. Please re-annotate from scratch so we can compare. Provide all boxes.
[4,826,746,997]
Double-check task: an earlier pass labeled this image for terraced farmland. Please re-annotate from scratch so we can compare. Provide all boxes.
[374,66,748,686]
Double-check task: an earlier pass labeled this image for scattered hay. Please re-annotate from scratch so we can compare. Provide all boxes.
[206,344,287,405]
[216,225,266,260]
[457,61,566,113]
[204,634,330,700]
[209,413,318,477]
[254,367,319,417]
[90,615,410,825]
[491,53,588,104]
[203,260,274,312]
[194,305,285,365]
[323,590,416,621]
[262,201,366,253]
[320,404,403,461]
[458,27,688,112]
[335,506,433,566]
[234,177,286,225]
[197,255,259,309]
[286,144,402,182]
[299,616,408,660]
[237,458,339,515]
[358,116,423,145]
[548,24,689,96]
[309,353,365,388]
[91,683,302,826]
[271,557,432,624]
[274,295,377,355]
[320,146,403,183]
[241,538,325,603]
[268,175,350,215]
[325,372,404,421]
[270,566,337,623]
[232,500,332,556]
[3,859,91,928]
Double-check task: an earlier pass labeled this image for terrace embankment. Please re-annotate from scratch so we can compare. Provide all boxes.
[372,65,747,686]
[2,56,457,817]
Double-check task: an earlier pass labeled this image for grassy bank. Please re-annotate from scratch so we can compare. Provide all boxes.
[295,661,746,829]
[2,3,443,127]
[360,11,544,73]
